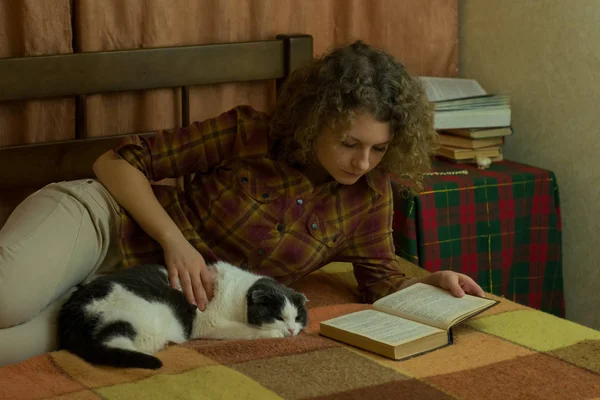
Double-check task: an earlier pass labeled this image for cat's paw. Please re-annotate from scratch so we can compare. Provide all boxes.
[257,329,284,339]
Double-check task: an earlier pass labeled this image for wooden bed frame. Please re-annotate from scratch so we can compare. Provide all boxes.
[0,34,313,191]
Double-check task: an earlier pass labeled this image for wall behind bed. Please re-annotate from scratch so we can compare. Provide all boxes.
[0,0,458,145]
[0,0,74,147]
[0,0,457,225]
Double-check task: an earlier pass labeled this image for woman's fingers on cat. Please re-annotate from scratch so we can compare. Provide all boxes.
[199,264,214,300]
[178,271,197,306]
[190,272,208,311]
[168,269,181,290]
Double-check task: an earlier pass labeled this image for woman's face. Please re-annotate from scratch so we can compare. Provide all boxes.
[315,112,392,185]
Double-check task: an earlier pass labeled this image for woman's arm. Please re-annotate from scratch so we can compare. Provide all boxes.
[333,187,413,303]
[334,180,484,303]
[94,150,184,247]
[92,106,269,310]
[93,150,213,310]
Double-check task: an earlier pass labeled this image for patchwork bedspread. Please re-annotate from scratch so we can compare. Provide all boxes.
[1,261,598,400]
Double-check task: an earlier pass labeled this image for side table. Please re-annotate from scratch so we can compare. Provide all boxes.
[390,157,564,317]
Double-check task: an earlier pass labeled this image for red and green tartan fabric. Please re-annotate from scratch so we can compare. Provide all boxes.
[390,157,564,317]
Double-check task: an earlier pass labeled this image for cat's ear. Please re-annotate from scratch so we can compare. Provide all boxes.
[294,292,308,305]
[250,288,274,305]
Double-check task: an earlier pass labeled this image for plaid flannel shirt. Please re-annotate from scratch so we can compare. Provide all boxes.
[113,105,409,303]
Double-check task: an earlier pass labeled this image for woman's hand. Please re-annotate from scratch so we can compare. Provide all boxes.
[161,237,214,310]
[93,150,215,309]
[422,271,485,298]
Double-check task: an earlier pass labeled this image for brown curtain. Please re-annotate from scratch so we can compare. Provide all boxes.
[0,0,74,225]
[0,0,74,147]
[0,0,457,142]
[0,0,457,226]
[73,0,458,138]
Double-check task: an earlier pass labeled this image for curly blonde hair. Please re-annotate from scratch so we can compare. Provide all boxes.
[269,40,437,193]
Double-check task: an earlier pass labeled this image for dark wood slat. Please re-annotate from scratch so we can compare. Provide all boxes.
[0,135,149,188]
[276,34,314,92]
[75,95,87,139]
[181,86,191,191]
[181,86,190,126]
[0,40,285,101]
[0,34,314,190]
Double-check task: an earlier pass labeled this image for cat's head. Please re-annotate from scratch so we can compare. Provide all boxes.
[246,278,308,336]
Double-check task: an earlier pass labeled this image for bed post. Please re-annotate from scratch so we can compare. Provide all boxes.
[275,34,314,94]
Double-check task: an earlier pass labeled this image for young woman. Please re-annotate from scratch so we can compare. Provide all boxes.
[0,40,483,366]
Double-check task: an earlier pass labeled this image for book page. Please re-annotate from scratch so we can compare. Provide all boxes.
[435,95,510,111]
[433,107,511,130]
[321,309,442,346]
[419,77,487,102]
[373,283,496,329]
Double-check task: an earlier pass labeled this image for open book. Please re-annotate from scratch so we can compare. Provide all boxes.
[319,283,499,361]
[418,77,511,130]
[418,77,487,102]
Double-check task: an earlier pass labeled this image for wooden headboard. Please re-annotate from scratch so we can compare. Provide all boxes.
[0,34,313,189]
[0,34,313,225]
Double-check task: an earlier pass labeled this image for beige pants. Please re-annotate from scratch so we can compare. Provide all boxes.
[0,179,122,366]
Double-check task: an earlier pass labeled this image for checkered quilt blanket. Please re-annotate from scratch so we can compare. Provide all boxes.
[1,261,598,400]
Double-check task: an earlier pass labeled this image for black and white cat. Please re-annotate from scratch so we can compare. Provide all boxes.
[58,261,308,370]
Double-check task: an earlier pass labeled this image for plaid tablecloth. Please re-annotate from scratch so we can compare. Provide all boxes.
[390,157,564,317]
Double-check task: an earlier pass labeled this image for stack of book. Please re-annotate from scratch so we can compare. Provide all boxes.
[419,77,512,164]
